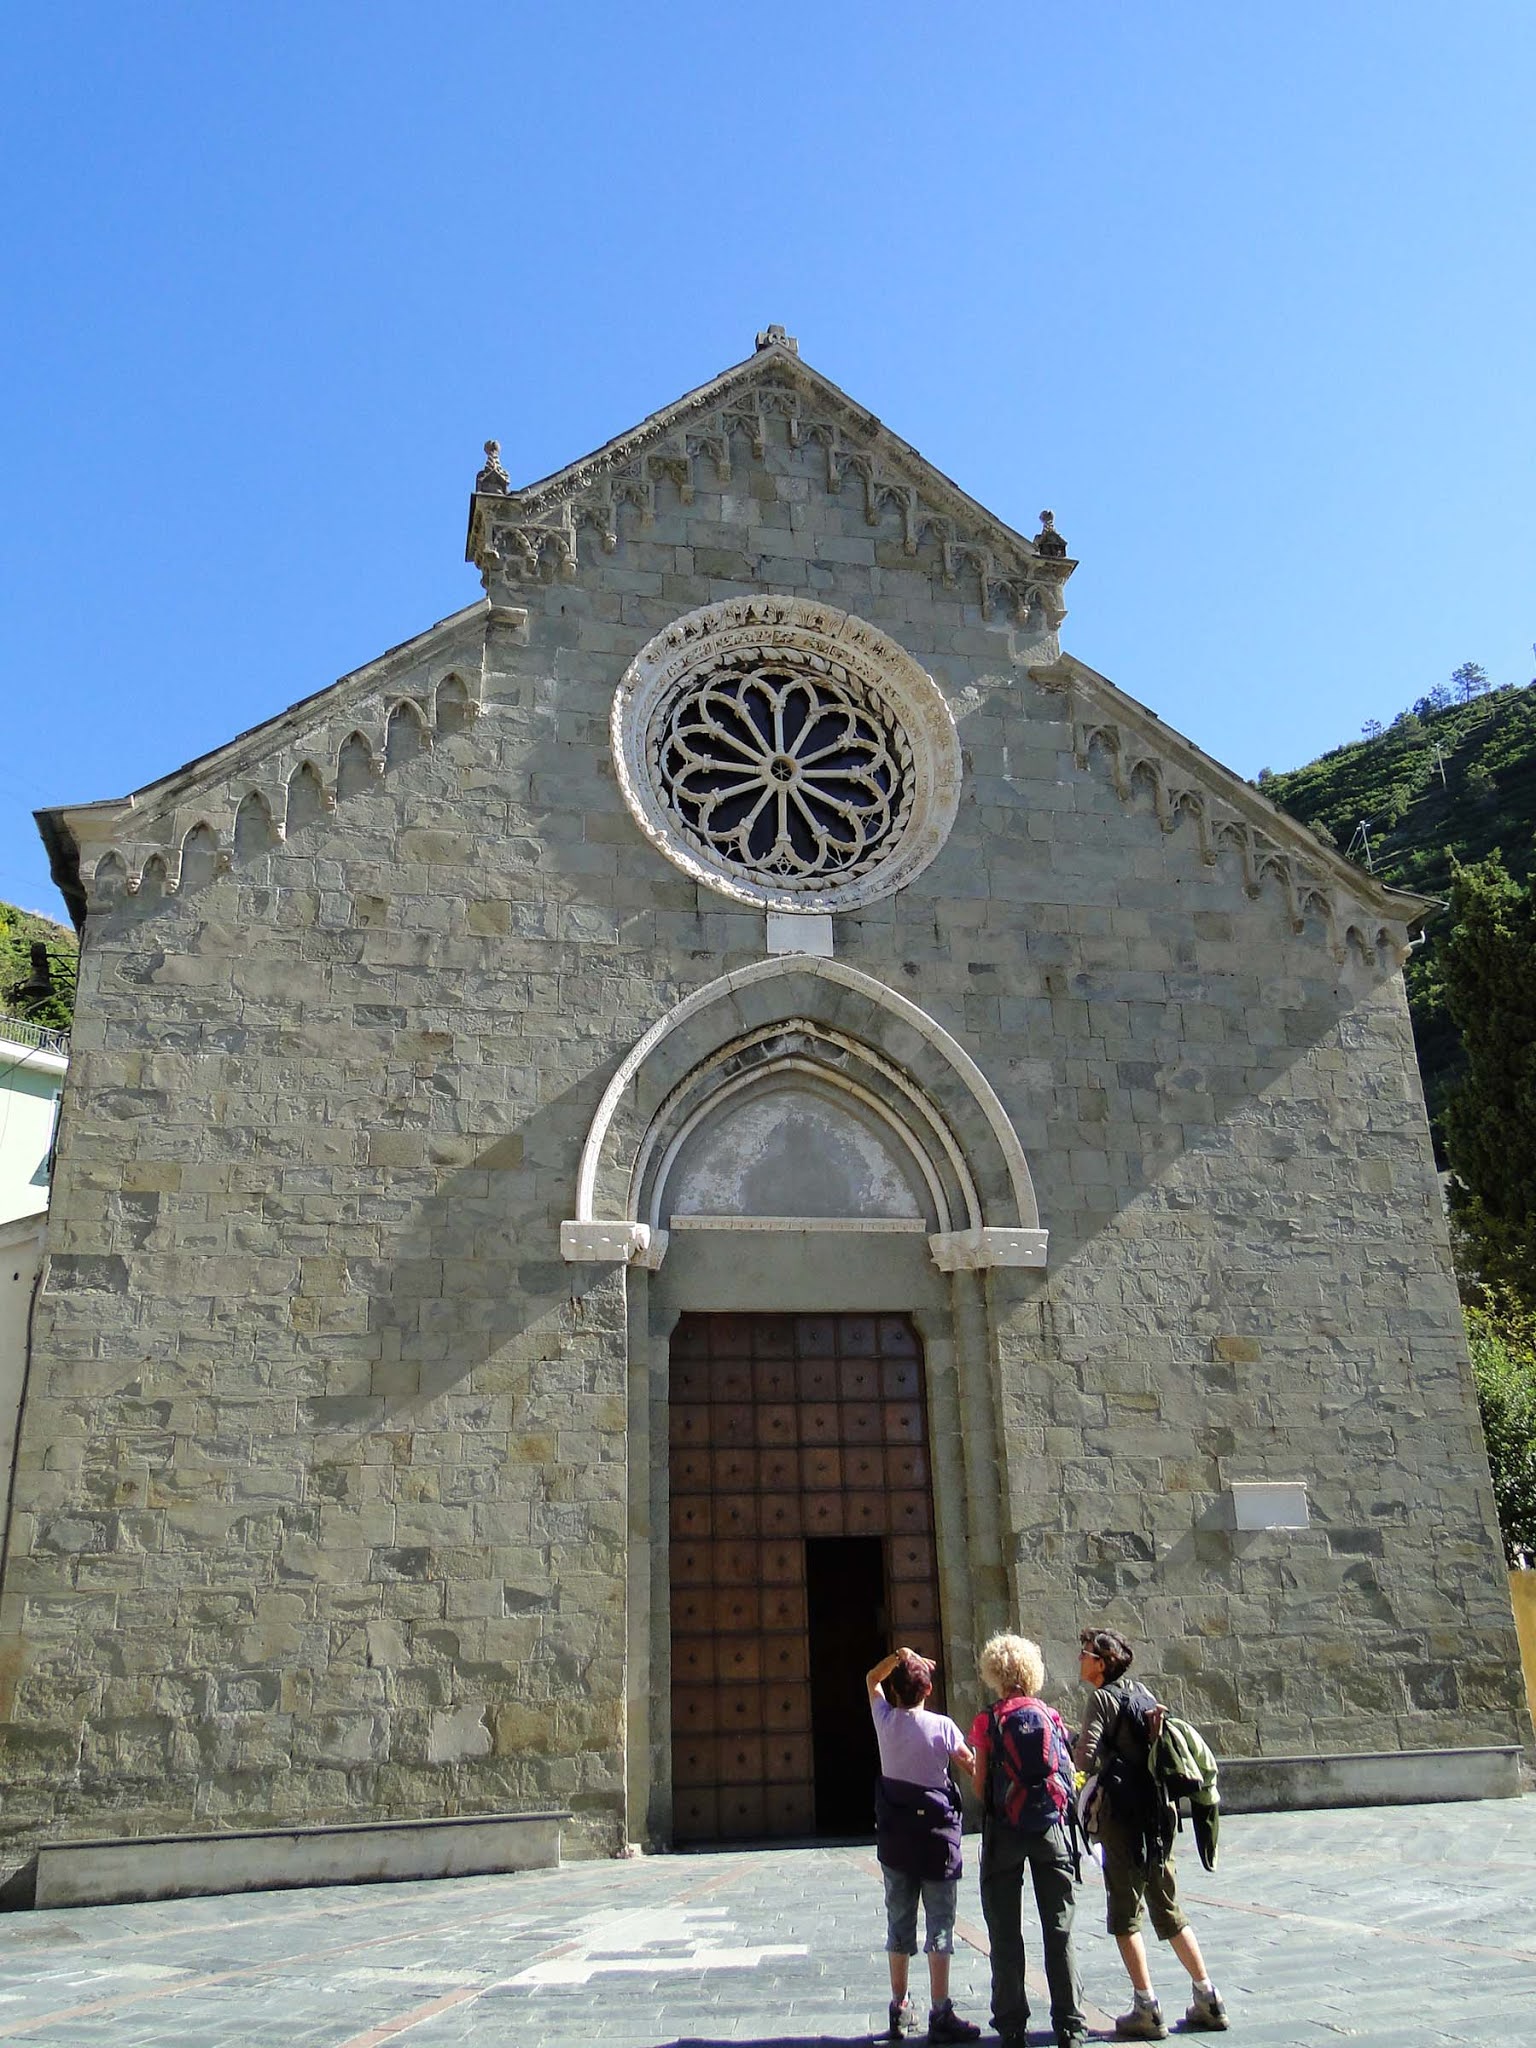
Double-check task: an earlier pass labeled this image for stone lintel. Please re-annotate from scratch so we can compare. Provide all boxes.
[669,1215,925,1233]
[928,1227,1048,1272]
[560,1220,652,1264]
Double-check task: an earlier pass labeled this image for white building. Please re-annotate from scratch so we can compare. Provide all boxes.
[0,1018,65,1228]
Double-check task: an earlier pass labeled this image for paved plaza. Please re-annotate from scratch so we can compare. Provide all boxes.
[0,1799,1530,2047]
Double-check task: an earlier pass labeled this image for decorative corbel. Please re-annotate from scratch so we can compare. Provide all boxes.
[928,1227,1049,1272]
[560,1220,655,1266]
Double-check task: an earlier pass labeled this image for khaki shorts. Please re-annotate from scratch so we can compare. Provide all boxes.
[1097,1812,1188,1940]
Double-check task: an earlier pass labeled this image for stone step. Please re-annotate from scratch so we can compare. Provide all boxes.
[1218,1744,1524,1812]
[30,1808,569,1909]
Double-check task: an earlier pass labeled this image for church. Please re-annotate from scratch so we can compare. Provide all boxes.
[2,331,1526,1890]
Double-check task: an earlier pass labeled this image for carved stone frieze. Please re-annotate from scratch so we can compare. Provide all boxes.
[76,640,490,911]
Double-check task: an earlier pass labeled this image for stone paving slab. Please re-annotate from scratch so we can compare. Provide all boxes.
[0,1801,1530,2046]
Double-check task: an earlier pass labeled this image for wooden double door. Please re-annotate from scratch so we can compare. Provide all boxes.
[668,1311,945,1843]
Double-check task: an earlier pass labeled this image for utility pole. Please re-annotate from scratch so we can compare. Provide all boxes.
[1347,821,1374,872]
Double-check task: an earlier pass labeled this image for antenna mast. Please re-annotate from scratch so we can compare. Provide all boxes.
[1347,821,1375,872]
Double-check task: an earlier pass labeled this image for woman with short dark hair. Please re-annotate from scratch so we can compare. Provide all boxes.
[1078,1627,1134,1684]
[865,1646,980,2041]
[1075,1626,1227,2038]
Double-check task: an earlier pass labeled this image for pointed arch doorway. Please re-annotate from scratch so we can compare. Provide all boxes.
[668,1309,945,1843]
[595,959,1034,1849]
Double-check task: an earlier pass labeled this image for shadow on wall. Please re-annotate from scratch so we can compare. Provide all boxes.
[66,838,1401,1425]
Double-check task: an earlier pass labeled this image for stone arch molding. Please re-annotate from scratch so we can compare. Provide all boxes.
[560,956,1047,1274]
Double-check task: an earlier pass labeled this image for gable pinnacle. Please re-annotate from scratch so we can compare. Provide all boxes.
[475,440,511,495]
[1033,509,1067,558]
[755,324,799,356]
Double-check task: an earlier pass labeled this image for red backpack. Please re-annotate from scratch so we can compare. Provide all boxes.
[984,1695,1076,1834]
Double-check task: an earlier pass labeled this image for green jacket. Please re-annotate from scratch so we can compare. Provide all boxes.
[1149,1714,1220,1870]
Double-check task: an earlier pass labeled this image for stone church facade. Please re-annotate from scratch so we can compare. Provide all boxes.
[1,332,1526,1880]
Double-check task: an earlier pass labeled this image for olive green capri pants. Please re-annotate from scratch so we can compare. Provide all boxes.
[1097,1812,1188,1940]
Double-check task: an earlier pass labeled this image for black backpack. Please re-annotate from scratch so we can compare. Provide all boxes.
[1094,1680,1178,1870]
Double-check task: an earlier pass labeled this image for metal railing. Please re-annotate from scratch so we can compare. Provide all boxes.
[0,1014,70,1058]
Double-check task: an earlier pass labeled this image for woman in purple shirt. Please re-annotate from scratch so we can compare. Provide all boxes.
[866,1647,980,2042]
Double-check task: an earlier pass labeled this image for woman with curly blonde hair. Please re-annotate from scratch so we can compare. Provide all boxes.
[980,1634,1046,1700]
[967,1634,1085,2048]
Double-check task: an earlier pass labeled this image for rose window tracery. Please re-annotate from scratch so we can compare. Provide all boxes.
[611,597,962,913]
[656,657,913,884]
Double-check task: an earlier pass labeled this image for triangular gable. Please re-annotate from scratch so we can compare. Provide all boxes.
[466,329,1076,633]
[37,332,1431,961]
[463,331,1428,950]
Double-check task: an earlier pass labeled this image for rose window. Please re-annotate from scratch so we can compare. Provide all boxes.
[611,597,962,913]
[656,657,912,884]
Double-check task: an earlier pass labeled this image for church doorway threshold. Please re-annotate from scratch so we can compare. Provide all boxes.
[668,1312,943,1847]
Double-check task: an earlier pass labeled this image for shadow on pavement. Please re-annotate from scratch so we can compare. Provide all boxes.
[668,2037,878,2046]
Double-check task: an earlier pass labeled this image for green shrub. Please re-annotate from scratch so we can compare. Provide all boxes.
[1466,1295,1536,1565]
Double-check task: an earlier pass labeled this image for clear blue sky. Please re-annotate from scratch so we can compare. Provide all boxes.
[3,3,1532,918]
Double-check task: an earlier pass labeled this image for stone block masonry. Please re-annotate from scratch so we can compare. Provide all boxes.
[1,340,1525,1887]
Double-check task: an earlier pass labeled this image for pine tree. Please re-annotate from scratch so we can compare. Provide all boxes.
[1441,857,1536,1306]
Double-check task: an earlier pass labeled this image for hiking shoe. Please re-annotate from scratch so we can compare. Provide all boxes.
[885,1996,917,2039]
[1183,1987,1229,2032]
[1115,2000,1169,2040]
[926,2001,981,2042]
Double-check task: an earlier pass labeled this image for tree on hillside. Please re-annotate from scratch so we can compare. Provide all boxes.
[1463,760,1496,806]
[1452,661,1490,703]
[1465,1296,1536,1565]
[1441,857,1536,1307]
[0,903,76,1031]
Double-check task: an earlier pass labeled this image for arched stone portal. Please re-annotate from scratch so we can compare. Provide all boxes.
[576,960,1041,1844]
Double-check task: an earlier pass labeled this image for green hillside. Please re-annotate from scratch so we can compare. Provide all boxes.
[1260,676,1536,1147]
[0,900,77,1032]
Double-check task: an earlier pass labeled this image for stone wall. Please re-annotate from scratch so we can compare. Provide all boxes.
[0,368,1525,1878]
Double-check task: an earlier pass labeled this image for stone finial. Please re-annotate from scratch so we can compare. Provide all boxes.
[1033,509,1068,558]
[755,324,799,356]
[475,439,511,495]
